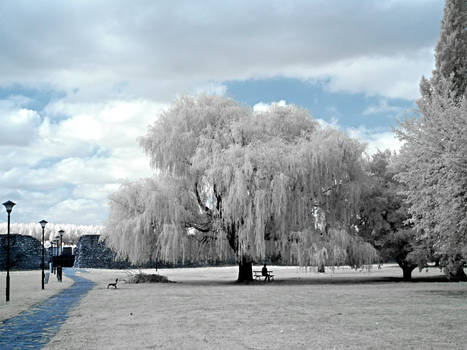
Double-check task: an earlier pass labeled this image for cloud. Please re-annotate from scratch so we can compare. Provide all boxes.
[316,117,340,130]
[0,100,41,146]
[194,83,227,96]
[0,0,443,224]
[44,99,167,149]
[363,99,406,116]
[0,0,442,100]
[319,49,435,99]
[46,198,106,226]
[253,100,287,113]
[346,127,403,155]
[1,99,166,224]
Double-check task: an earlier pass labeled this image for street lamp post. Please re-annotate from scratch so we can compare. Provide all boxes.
[58,230,64,256]
[54,236,59,274]
[3,200,16,302]
[54,236,59,255]
[39,220,48,290]
[56,232,63,283]
[50,240,55,274]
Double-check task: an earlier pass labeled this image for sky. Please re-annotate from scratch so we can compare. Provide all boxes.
[0,0,444,226]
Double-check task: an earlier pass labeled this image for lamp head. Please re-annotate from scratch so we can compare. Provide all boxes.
[39,220,48,229]
[58,229,64,236]
[2,200,15,213]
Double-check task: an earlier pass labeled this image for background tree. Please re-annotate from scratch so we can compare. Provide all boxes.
[394,0,466,281]
[105,95,377,281]
[0,222,103,245]
[396,89,467,280]
[357,150,431,280]
[419,0,467,102]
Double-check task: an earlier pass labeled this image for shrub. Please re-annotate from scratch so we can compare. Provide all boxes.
[127,272,170,283]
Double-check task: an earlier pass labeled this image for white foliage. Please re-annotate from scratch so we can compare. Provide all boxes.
[105,95,377,267]
[0,222,103,245]
[396,84,467,258]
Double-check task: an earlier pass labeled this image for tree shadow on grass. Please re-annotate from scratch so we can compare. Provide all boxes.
[173,274,453,287]
[272,274,452,285]
[421,289,467,299]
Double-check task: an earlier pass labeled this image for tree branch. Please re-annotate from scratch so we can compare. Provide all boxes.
[213,183,222,213]
[185,221,212,233]
[194,181,212,216]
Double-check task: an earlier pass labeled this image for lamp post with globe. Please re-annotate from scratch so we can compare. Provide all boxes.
[39,220,48,290]
[3,200,16,302]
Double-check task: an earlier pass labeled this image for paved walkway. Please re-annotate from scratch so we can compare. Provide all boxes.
[0,268,95,349]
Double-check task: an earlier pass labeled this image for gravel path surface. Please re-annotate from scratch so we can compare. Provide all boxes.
[0,269,95,350]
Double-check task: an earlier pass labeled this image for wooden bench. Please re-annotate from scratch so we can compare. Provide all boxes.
[253,270,274,281]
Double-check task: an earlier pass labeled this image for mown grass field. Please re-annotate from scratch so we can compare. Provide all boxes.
[36,265,467,350]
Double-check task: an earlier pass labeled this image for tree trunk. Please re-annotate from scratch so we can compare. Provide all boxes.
[398,260,416,280]
[402,266,414,280]
[237,258,253,282]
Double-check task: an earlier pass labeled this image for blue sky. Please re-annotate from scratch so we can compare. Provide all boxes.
[225,78,415,129]
[0,0,444,225]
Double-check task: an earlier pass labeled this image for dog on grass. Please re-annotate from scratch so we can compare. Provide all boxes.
[107,278,118,289]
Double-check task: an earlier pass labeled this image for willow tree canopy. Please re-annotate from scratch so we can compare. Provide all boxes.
[105,95,377,272]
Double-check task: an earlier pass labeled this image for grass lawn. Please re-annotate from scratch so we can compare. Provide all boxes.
[40,265,466,350]
[0,269,74,321]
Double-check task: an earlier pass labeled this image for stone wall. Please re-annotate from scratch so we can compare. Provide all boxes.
[73,235,132,268]
[0,234,50,270]
[74,234,237,269]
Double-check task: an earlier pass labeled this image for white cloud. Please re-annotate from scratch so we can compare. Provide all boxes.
[72,183,120,201]
[194,83,227,96]
[45,99,167,149]
[363,99,406,116]
[316,117,340,130]
[47,198,105,226]
[0,0,443,224]
[320,49,435,99]
[253,100,287,113]
[0,1,442,100]
[1,99,166,224]
[0,102,41,146]
[346,127,403,155]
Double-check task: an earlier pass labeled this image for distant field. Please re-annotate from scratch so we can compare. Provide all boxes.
[39,265,467,350]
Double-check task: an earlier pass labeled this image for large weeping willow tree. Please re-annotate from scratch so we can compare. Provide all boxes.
[104,95,377,281]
